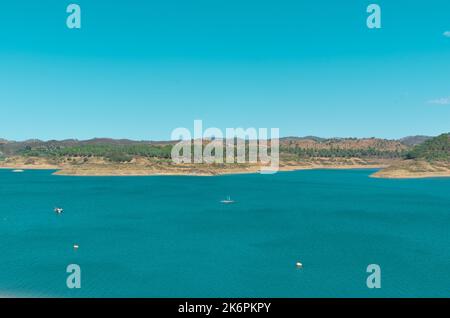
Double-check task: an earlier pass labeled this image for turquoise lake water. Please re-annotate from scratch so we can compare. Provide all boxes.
[0,169,449,297]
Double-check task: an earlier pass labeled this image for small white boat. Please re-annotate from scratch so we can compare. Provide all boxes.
[54,207,64,214]
[12,169,24,173]
[73,244,79,250]
[220,196,235,204]
[296,262,303,269]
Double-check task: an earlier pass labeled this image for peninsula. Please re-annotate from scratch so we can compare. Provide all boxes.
[372,133,450,179]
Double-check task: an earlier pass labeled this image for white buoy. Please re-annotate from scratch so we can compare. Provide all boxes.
[296,262,303,268]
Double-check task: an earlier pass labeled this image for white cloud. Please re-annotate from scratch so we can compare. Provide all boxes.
[427,97,450,105]
[444,31,450,37]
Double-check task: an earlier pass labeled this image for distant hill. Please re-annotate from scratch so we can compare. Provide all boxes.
[0,136,412,161]
[280,136,326,142]
[280,137,406,151]
[0,136,417,161]
[279,137,410,159]
[400,136,433,146]
[406,133,450,161]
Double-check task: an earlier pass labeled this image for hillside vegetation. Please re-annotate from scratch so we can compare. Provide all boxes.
[0,137,413,163]
[405,133,450,161]
[372,134,450,179]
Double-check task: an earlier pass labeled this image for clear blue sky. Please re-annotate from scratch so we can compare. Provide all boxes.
[0,0,449,141]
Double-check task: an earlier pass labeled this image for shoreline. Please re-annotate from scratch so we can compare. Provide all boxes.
[1,163,387,177]
[370,171,450,179]
[3,159,449,179]
[53,165,386,177]
[2,166,449,179]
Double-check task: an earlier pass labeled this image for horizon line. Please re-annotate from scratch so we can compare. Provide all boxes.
[0,134,443,143]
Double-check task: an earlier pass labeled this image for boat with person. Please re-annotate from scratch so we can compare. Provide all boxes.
[54,207,64,214]
[220,196,235,204]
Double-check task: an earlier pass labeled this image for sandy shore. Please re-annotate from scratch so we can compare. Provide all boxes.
[3,157,448,179]
[0,155,400,176]
[0,161,389,177]
[372,172,450,179]
[0,164,59,170]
